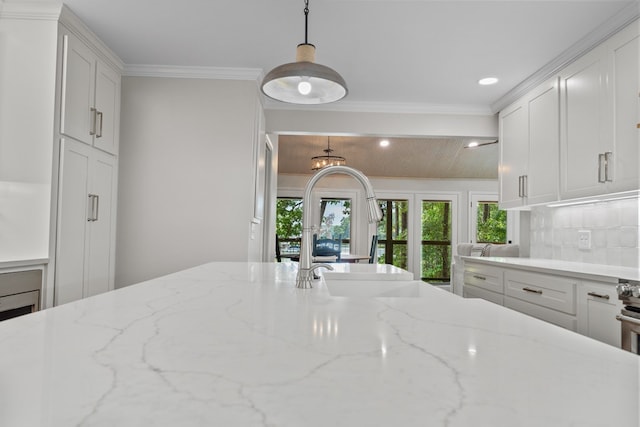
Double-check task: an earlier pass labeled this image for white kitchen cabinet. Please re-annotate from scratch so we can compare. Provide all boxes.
[463,262,504,304]
[577,280,622,347]
[60,28,120,155]
[560,20,639,199]
[55,138,117,305]
[504,269,577,331]
[499,77,559,208]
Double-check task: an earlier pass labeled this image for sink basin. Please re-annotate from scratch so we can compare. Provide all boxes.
[321,263,413,281]
[325,280,429,298]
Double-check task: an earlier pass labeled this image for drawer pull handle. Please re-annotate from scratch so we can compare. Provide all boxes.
[473,275,486,280]
[587,292,610,300]
[523,287,542,294]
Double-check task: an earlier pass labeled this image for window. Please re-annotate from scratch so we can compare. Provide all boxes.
[276,197,303,254]
[421,200,452,283]
[319,198,351,253]
[377,200,409,269]
[475,201,507,244]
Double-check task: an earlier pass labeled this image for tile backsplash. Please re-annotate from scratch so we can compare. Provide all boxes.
[529,197,639,268]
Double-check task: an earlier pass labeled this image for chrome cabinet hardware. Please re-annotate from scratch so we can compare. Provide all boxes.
[523,287,543,294]
[598,153,606,183]
[96,111,103,138]
[473,275,486,281]
[604,152,613,182]
[587,291,610,300]
[517,175,528,198]
[87,194,99,222]
[90,107,97,136]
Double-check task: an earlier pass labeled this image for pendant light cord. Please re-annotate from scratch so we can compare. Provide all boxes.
[304,0,309,44]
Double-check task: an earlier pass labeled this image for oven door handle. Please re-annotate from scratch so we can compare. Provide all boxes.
[616,314,640,326]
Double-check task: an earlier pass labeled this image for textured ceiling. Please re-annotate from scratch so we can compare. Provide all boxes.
[277,135,498,179]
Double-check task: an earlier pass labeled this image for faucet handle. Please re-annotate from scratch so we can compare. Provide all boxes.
[310,263,334,274]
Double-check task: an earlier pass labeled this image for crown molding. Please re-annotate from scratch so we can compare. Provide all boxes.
[491,2,640,113]
[0,0,62,20]
[124,64,264,81]
[262,98,494,116]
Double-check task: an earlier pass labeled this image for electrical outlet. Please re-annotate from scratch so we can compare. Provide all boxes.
[578,230,591,250]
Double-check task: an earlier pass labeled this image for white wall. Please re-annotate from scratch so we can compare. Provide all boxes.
[529,197,639,268]
[0,15,58,261]
[116,77,263,287]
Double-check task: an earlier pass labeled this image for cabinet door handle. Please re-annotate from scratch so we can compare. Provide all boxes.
[96,111,103,138]
[473,275,486,280]
[521,175,527,198]
[587,292,610,300]
[87,194,99,222]
[597,153,606,183]
[89,107,97,136]
[604,151,613,182]
[523,287,542,294]
[518,176,523,198]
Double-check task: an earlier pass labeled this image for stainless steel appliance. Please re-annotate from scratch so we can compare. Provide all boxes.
[616,279,640,354]
[0,269,42,321]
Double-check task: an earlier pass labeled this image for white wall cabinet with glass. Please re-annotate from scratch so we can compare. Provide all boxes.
[55,139,117,305]
[559,20,639,200]
[499,77,559,209]
[59,26,120,155]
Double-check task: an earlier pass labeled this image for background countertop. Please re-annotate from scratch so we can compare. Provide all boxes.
[460,256,640,283]
[0,262,638,426]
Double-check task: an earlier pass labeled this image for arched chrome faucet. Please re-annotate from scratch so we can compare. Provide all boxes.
[296,165,383,289]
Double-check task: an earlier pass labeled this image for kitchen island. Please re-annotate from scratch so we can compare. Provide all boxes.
[0,262,638,426]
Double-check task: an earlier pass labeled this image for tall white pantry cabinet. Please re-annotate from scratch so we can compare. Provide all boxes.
[53,18,121,305]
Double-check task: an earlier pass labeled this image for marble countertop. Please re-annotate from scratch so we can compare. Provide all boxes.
[460,256,640,283]
[0,258,48,270]
[1,262,638,426]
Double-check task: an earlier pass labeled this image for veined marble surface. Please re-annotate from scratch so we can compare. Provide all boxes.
[0,262,638,427]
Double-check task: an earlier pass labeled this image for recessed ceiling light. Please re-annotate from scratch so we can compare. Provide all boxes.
[478,77,499,86]
[379,139,390,147]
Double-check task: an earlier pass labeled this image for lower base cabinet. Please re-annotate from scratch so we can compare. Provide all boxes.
[463,260,621,347]
[577,281,622,347]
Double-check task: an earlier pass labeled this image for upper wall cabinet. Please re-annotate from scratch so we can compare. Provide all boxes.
[559,21,639,200]
[59,28,120,155]
[499,77,560,209]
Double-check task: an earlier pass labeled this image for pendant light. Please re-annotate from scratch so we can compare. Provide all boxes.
[261,0,348,104]
[311,137,346,170]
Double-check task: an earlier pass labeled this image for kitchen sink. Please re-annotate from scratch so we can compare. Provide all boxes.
[321,263,413,281]
[324,280,429,298]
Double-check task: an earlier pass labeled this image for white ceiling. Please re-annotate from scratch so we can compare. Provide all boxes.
[61,0,638,178]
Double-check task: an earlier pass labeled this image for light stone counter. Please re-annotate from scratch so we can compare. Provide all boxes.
[460,256,640,283]
[0,262,638,426]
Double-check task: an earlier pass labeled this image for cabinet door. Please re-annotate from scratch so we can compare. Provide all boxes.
[609,23,639,192]
[527,78,559,205]
[93,62,120,155]
[55,138,91,305]
[578,281,622,347]
[60,32,95,146]
[560,46,609,199]
[499,101,528,208]
[86,151,117,297]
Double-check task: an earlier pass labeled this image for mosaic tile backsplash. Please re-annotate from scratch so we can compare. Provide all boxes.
[529,197,639,268]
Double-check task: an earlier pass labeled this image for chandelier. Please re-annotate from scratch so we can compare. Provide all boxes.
[311,138,346,170]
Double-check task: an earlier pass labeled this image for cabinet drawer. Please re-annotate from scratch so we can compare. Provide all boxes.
[463,284,504,305]
[463,263,503,294]
[578,281,622,347]
[504,269,576,315]
[505,296,577,331]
